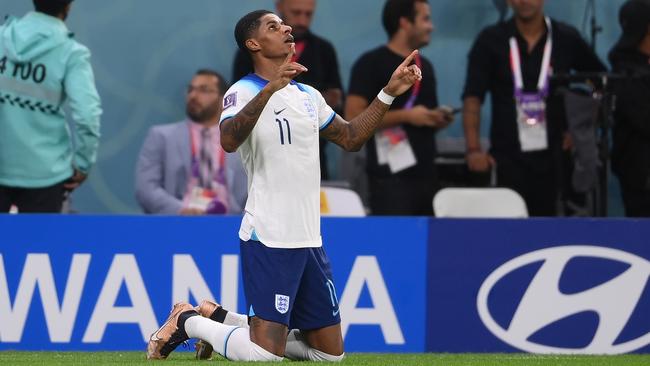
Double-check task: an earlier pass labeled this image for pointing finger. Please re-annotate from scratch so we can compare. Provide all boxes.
[284,43,296,64]
[290,62,308,72]
[398,49,419,69]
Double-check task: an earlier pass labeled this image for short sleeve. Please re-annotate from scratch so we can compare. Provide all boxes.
[302,84,336,130]
[462,29,493,102]
[564,25,607,72]
[348,53,380,102]
[219,81,260,124]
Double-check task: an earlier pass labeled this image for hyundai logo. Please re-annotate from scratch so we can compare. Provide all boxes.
[477,246,650,354]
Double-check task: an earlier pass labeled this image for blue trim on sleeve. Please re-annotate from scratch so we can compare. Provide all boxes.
[223,326,242,361]
[220,114,235,124]
[248,305,256,317]
[293,81,307,93]
[319,112,336,130]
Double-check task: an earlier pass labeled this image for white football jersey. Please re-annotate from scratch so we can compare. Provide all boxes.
[220,74,335,248]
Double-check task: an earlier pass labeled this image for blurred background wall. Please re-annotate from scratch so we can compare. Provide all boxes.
[2,0,626,214]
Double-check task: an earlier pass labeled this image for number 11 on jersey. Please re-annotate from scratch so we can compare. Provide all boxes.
[276,118,292,145]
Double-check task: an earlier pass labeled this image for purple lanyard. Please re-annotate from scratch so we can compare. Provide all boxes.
[404,53,422,109]
[509,17,553,99]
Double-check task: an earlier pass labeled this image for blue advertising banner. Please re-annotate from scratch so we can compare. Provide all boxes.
[4,216,648,354]
[0,216,428,352]
[426,219,650,354]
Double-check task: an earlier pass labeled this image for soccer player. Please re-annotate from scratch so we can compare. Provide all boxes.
[146,9,422,362]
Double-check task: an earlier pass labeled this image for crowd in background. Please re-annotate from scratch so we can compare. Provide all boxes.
[1,0,649,217]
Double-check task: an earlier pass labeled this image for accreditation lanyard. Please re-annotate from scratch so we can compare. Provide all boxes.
[404,53,423,109]
[188,123,226,187]
[382,53,423,145]
[509,17,553,100]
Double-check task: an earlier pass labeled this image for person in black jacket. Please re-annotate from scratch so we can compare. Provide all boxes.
[610,0,650,217]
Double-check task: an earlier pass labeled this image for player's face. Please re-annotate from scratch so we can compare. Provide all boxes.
[185,75,222,123]
[276,0,315,39]
[406,2,434,49]
[508,0,545,22]
[254,13,295,58]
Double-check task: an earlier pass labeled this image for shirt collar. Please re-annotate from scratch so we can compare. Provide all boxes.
[507,16,550,41]
[243,73,299,89]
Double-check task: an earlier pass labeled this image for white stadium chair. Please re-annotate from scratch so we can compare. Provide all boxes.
[320,186,366,217]
[433,187,529,218]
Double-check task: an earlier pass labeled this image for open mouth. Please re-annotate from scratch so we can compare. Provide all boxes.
[285,35,295,43]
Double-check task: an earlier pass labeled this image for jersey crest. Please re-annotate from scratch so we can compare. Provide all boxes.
[275,294,290,314]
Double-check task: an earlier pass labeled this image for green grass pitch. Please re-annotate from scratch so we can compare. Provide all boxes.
[1,352,650,366]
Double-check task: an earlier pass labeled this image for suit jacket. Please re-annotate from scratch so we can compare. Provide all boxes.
[135,121,247,214]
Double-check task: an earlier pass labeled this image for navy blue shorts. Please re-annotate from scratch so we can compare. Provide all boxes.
[240,240,341,330]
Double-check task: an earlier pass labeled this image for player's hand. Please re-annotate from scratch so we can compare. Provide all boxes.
[63,169,87,191]
[383,50,422,97]
[267,45,308,93]
[466,151,495,173]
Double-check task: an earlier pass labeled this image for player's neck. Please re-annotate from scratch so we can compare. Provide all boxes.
[253,56,285,81]
[387,36,414,58]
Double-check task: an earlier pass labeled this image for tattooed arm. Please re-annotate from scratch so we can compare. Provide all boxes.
[321,100,390,152]
[220,47,307,152]
[321,50,423,152]
[220,88,274,153]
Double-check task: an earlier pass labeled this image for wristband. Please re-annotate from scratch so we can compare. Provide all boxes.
[377,89,395,105]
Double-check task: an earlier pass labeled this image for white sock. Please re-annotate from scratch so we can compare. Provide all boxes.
[284,329,345,362]
[185,316,282,361]
[225,328,283,361]
[224,311,249,329]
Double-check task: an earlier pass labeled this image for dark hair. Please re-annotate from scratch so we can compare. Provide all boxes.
[195,69,229,95]
[33,0,74,17]
[382,0,428,38]
[234,10,274,53]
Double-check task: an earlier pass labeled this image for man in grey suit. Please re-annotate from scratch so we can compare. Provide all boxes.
[135,69,247,215]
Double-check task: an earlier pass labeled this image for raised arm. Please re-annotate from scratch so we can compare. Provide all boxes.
[321,50,422,152]
[220,88,274,153]
[220,49,307,152]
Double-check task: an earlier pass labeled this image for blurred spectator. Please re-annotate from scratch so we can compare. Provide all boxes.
[345,0,453,216]
[462,0,606,216]
[135,70,247,215]
[0,0,101,213]
[610,0,650,217]
[231,0,343,180]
